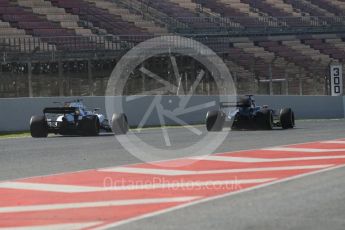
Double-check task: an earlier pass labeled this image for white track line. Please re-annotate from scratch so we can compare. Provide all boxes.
[0,196,199,214]
[0,182,99,193]
[192,156,268,162]
[100,167,193,176]
[94,164,345,230]
[262,147,345,152]
[0,222,102,230]
[321,140,345,144]
[0,178,274,193]
[191,155,345,163]
[105,178,274,191]
[100,165,333,176]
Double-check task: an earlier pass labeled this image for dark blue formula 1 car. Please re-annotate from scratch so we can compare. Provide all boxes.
[206,95,295,131]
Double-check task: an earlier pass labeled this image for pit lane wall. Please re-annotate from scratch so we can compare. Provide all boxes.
[1,96,345,132]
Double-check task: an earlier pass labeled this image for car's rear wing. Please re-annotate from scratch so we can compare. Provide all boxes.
[219,102,238,108]
[220,101,251,108]
[43,107,77,114]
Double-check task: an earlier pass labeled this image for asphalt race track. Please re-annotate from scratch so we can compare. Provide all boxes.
[1,119,345,229]
[2,120,345,180]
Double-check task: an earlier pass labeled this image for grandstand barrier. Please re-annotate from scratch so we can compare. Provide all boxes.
[0,32,343,98]
[0,95,344,132]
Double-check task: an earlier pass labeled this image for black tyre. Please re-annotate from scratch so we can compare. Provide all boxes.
[30,115,48,138]
[112,113,129,135]
[280,108,295,129]
[81,115,100,136]
[206,110,225,132]
[231,114,243,130]
[258,109,273,130]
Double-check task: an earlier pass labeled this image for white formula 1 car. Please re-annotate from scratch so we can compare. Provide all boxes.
[30,100,128,137]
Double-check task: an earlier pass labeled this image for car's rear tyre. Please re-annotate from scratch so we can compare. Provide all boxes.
[258,109,273,130]
[30,115,48,138]
[112,113,129,135]
[206,110,225,132]
[280,108,295,129]
[82,116,100,136]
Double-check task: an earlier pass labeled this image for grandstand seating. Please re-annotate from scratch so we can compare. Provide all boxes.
[194,0,266,28]
[0,20,55,52]
[284,0,334,17]
[17,0,92,36]
[0,0,98,50]
[83,0,167,35]
[241,0,313,27]
[303,38,345,60]
[257,40,324,72]
[50,0,150,36]
[1,0,345,96]
[143,0,224,31]
[309,0,345,16]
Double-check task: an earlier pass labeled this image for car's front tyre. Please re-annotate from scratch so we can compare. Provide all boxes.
[206,110,225,132]
[280,108,295,129]
[112,113,129,135]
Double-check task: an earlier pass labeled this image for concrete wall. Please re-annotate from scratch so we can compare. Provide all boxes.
[255,96,345,119]
[1,95,344,132]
